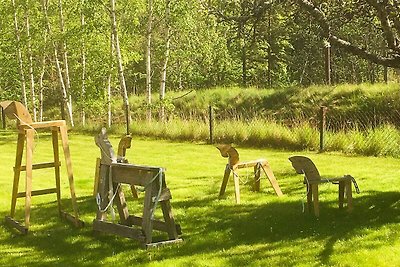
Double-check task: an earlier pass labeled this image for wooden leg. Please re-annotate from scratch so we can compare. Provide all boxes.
[161,200,179,240]
[346,180,353,212]
[93,158,101,196]
[261,162,283,196]
[233,169,241,204]
[142,183,154,244]
[130,185,139,199]
[306,184,313,213]
[338,181,345,209]
[52,129,62,213]
[11,133,25,217]
[25,129,34,228]
[311,184,319,217]
[114,182,130,225]
[253,164,261,192]
[219,164,231,198]
[59,125,80,225]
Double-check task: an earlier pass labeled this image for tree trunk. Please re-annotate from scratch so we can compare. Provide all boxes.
[324,43,331,85]
[12,0,27,108]
[107,30,115,128]
[42,0,73,125]
[57,0,74,126]
[80,0,86,126]
[25,0,37,121]
[159,0,171,122]
[146,0,153,121]
[110,0,130,134]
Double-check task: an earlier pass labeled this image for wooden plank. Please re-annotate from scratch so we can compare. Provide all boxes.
[18,161,61,171]
[142,183,154,244]
[311,184,319,217]
[93,158,101,196]
[261,162,283,197]
[52,129,62,213]
[218,164,231,198]
[145,238,183,249]
[111,166,162,186]
[233,171,241,204]
[4,216,28,235]
[17,188,57,198]
[25,129,34,229]
[127,215,182,235]
[93,220,145,241]
[18,120,66,131]
[60,211,85,228]
[253,164,261,192]
[161,200,179,240]
[11,133,25,217]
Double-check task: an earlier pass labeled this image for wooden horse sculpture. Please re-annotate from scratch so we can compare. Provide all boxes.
[216,144,283,204]
[0,101,83,234]
[289,156,360,217]
[93,128,182,248]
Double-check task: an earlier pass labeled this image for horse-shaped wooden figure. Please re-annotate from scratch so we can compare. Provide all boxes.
[93,128,182,248]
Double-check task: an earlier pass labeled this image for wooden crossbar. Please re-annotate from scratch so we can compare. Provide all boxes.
[18,162,61,171]
[16,188,57,198]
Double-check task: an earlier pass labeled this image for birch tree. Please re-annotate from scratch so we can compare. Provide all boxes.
[11,0,27,107]
[110,0,130,134]
[146,0,153,121]
[159,0,171,122]
[80,0,86,125]
[25,0,37,121]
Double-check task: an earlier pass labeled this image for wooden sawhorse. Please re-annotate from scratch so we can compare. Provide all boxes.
[94,128,182,248]
[1,101,84,234]
[216,144,283,204]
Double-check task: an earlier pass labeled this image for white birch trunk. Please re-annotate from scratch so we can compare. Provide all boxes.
[159,0,171,122]
[80,0,86,126]
[42,0,73,125]
[11,0,27,107]
[110,0,130,134]
[146,0,153,122]
[25,0,37,121]
[107,31,115,128]
[57,0,74,126]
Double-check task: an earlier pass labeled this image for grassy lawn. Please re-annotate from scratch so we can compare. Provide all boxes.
[0,130,400,266]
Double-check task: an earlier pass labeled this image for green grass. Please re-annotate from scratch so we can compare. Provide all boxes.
[1,130,400,266]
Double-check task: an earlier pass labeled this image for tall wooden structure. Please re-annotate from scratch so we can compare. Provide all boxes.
[0,101,83,234]
[216,144,283,204]
[93,128,182,248]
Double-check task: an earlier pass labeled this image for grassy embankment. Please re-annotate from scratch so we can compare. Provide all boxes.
[75,82,400,157]
[0,132,399,266]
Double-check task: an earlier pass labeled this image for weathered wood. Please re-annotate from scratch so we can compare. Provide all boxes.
[127,215,182,235]
[145,238,183,249]
[18,161,61,171]
[4,216,28,235]
[93,220,145,241]
[289,156,356,217]
[93,157,101,196]
[17,188,57,198]
[60,211,85,228]
[216,144,283,203]
[2,101,83,231]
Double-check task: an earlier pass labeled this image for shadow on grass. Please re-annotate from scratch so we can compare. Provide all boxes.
[0,190,399,266]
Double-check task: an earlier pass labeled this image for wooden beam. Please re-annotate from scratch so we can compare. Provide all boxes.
[126,215,182,235]
[60,211,85,228]
[18,161,60,171]
[93,219,145,241]
[16,188,57,198]
[4,216,28,235]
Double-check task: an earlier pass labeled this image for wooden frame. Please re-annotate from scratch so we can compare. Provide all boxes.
[94,128,182,248]
[289,155,358,217]
[216,144,283,204]
[0,101,84,234]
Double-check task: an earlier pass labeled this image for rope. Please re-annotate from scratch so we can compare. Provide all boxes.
[96,183,121,213]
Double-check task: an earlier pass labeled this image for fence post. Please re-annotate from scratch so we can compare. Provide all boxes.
[1,106,5,129]
[209,105,214,144]
[319,106,327,152]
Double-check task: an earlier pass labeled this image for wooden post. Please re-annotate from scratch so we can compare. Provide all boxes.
[209,105,214,144]
[319,106,327,152]
[384,66,388,83]
[1,107,5,129]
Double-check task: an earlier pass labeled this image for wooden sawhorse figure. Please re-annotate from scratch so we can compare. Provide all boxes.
[94,128,182,248]
[0,101,84,234]
[216,144,283,204]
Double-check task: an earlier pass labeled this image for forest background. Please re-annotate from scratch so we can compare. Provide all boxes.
[0,0,399,133]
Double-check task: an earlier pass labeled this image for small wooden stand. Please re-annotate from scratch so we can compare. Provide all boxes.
[289,156,359,217]
[0,101,84,234]
[94,128,182,248]
[216,144,283,204]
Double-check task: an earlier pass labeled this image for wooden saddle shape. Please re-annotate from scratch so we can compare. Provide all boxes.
[93,128,182,248]
[0,101,83,234]
[216,144,283,204]
[289,156,359,217]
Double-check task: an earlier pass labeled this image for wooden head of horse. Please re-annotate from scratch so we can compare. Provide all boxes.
[0,101,32,125]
